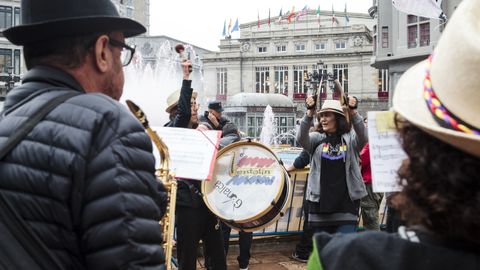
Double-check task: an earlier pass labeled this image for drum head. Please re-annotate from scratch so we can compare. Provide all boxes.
[202,141,285,223]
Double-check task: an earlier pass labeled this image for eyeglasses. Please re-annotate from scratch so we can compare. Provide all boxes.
[109,38,136,66]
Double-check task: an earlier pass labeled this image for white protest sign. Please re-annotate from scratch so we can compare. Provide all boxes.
[368,111,405,193]
[151,126,221,181]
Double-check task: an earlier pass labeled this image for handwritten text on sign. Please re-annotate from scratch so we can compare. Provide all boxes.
[368,111,406,193]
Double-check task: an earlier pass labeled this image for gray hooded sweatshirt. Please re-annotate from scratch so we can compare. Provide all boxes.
[296,113,368,203]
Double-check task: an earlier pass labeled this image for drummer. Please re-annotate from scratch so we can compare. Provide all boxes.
[168,60,227,270]
[212,123,253,270]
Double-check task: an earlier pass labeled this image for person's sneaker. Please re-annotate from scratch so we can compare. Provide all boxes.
[291,251,308,263]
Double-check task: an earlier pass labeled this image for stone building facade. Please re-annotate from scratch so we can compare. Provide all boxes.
[369,0,462,106]
[0,0,21,99]
[202,10,388,118]
[112,0,150,34]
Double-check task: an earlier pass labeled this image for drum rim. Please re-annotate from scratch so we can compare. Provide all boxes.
[202,140,285,223]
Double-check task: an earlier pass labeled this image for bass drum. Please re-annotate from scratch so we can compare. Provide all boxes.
[202,140,292,232]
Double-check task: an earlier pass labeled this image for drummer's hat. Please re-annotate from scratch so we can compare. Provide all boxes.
[318,100,345,117]
[393,0,480,157]
[166,89,198,113]
[3,0,146,45]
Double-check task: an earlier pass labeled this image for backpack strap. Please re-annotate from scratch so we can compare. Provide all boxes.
[0,91,79,159]
[0,91,80,270]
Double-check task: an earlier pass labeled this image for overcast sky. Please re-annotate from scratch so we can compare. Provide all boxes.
[150,0,373,51]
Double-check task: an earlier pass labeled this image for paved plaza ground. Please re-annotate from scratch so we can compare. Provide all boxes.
[193,235,307,270]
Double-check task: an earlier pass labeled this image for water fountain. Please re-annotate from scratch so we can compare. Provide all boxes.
[258,105,277,146]
[121,41,206,126]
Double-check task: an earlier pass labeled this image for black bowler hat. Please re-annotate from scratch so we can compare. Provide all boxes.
[208,101,224,113]
[3,0,146,45]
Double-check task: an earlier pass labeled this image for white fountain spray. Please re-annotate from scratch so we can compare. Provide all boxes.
[121,41,206,126]
[259,105,277,146]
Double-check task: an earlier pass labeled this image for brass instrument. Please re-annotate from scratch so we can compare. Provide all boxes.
[126,100,177,270]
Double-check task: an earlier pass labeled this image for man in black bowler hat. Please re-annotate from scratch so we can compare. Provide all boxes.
[200,101,229,130]
[0,0,167,269]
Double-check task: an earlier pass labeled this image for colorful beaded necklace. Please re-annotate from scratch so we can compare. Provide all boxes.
[423,55,480,135]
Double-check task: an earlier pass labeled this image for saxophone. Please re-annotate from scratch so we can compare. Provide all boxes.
[126,100,177,270]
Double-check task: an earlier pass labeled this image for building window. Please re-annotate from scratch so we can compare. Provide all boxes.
[0,49,12,73]
[314,43,326,51]
[13,49,20,75]
[0,6,13,29]
[14,7,20,26]
[258,46,267,53]
[381,26,389,48]
[276,45,287,52]
[407,15,430,48]
[333,64,348,94]
[378,69,389,92]
[255,67,270,93]
[419,23,430,47]
[274,66,288,95]
[216,68,227,96]
[378,69,389,98]
[373,25,377,53]
[295,43,306,52]
[247,116,265,139]
[126,7,134,18]
[334,41,347,50]
[293,65,308,94]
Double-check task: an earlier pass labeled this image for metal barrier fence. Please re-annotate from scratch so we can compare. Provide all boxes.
[231,168,310,237]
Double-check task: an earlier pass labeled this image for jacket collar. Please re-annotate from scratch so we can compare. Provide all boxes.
[3,65,85,111]
[22,65,85,91]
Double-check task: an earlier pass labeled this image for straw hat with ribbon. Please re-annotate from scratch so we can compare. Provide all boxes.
[393,0,480,157]
[318,100,346,118]
[165,89,198,113]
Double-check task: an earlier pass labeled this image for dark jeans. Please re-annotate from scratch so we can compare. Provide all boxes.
[386,205,404,233]
[313,224,357,234]
[176,205,226,270]
[205,222,253,269]
[222,223,253,269]
[294,201,314,259]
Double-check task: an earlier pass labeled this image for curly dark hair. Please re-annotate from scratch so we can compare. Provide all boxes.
[316,112,350,135]
[393,116,480,250]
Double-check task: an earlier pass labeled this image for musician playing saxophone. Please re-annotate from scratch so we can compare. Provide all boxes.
[167,60,227,270]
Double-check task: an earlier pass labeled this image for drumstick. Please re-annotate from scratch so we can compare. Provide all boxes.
[175,44,192,73]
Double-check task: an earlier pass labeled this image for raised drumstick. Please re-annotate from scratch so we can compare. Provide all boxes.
[175,44,192,73]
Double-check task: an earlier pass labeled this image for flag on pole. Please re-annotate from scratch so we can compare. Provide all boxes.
[345,3,350,25]
[258,10,260,28]
[268,8,271,27]
[231,18,239,33]
[316,5,321,23]
[392,0,444,19]
[222,19,226,36]
[296,5,308,21]
[332,5,338,26]
[287,6,295,23]
[228,18,232,35]
[278,8,283,23]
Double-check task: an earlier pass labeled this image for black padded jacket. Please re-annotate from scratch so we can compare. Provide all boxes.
[0,66,167,270]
